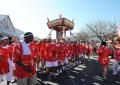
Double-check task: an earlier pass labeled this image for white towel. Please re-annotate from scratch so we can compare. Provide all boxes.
[21,40,31,55]
[8,58,15,68]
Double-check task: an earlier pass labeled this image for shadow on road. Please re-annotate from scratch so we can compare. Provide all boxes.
[37,57,120,85]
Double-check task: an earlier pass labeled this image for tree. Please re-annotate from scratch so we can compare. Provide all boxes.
[85,20,117,42]
[73,31,90,42]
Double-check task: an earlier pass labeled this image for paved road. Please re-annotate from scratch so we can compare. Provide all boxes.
[37,56,120,85]
[1,56,120,85]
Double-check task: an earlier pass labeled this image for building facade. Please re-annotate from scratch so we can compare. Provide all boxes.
[0,14,24,38]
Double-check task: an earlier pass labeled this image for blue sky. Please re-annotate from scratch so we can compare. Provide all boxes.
[0,0,120,38]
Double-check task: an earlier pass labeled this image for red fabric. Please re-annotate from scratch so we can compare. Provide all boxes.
[86,45,93,56]
[72,44,77,57]
[64,44,70,57]
[79,44,86,54]
[114,50,120,60]
[39,43,46,60]
[113,44,120,60]
[9,43,15,59]
[97,46,112,65]
[65,44,72,57]
[44,43,57,61]
[70,44,74,57]
[57,44,65,61]
[13,42,36,79]
[0,46,10,74]
[76,44,80,57]
[67,44,72,57]
[30,42,39,58]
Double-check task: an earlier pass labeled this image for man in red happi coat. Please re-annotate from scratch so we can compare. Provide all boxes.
[0,37,12,85]
[13,32,37,85]
[97,41,112,80]
[112,37,120,75]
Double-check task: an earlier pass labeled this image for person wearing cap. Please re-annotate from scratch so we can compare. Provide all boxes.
[13,32,37,85]
[97,41,112,81]
[0,37,12,85]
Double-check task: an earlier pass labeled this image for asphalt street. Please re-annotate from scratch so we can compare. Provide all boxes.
[0,56,120,85]
[37,56,120,85]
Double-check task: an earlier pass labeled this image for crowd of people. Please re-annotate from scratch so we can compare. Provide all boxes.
[0,32,120,85]
[97,38,120,82]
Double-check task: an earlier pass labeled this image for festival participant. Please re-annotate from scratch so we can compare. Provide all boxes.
[8,37,20,84]
[38,39,47,70]
[44,39,51,73]
[79,42,86,62]
[86,43,93,60]
[112,37,120,75]
[0,37,12,85]
[13,32,37,85]
[45,40,58,72]
[30,40,39,70]
[79,42,83,59]
[76,42,81,64]
[70,42,75,65]
[57,41,65,73]
[64,43,70,65]
[51,40,58,72]
[7,38,16,84]
[72,42,77,64]
[97,41,112,81]
[65,42,72,66]
[67,43,72,63]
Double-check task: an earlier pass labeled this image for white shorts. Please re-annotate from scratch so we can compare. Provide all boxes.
[46,61,58,67]
[52,61,58,67]
[8,58,15,69]
[5,72,14,81]
[7,58,15,81]
[64,58,69,64]
[0,72,13,82]
[46,61,52,67]
[0,75,3,82]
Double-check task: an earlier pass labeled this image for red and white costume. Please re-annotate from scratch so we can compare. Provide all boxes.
[114,47,120,61]
[79,43,86,58]
[57,43,65,65]
[0,45,11,81]
[112,44,120,75]
[86,44,93,57]
[45,42,58,67]
[97,46,112,65]
[13,41,37,79]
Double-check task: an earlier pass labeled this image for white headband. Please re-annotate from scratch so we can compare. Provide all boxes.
[24,34,33,38]
[0,37,8,40]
